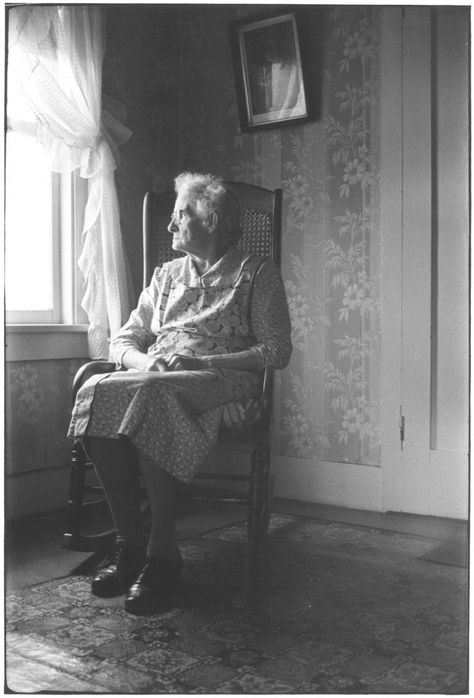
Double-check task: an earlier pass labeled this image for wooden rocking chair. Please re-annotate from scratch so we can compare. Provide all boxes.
[63,181,283,587]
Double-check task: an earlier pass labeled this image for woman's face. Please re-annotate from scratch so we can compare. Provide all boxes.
[168,191,212,258]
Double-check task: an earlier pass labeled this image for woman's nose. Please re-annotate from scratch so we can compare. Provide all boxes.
[168,218,178,233]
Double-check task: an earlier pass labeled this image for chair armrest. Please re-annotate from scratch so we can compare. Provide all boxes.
[72,360,116,402]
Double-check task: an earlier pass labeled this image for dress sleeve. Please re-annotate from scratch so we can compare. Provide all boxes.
[249,258,292,369]
[109,267,163,368]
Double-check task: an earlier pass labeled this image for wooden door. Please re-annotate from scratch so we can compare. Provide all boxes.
[381,7,468,519]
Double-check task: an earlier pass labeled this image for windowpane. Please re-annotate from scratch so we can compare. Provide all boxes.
[5,131,54,312]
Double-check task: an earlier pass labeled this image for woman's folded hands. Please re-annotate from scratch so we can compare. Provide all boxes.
[145,354,207,372]
[165,354,205,371]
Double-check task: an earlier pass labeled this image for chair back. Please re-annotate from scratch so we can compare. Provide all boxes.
[142,182,282,288]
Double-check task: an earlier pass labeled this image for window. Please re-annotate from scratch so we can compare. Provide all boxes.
[6,5,131,361]
[5,127,87,326]
[6,130,58,323]
[5,58,87,327]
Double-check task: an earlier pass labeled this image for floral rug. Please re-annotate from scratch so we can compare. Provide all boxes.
[6,515,468,693]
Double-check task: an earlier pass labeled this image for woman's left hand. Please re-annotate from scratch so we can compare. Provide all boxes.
[222,398,263,429]
[167,354,207,371]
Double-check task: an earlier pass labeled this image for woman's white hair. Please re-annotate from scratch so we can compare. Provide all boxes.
[174,172,241,245]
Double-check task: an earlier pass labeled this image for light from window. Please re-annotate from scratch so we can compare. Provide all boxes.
[5,130,57,318]
[6,12,88,327]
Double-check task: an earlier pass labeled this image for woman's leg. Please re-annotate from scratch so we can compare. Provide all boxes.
[84,436,145,597]
[85,436,143,549]
[124,451,183,615]
[137,450,180,561]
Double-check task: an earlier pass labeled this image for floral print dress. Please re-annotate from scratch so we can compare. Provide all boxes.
[68,246,292,482]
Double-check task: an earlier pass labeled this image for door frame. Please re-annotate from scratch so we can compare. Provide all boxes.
[380,7,468,519]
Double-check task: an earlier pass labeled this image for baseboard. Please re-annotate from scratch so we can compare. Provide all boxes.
[200,447,383,510]
[273,455,383,511]
[6,467,71,519]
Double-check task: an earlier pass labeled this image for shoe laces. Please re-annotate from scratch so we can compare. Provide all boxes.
[104,544,144,570]
[102,544,126,569]
[135,555,182,587]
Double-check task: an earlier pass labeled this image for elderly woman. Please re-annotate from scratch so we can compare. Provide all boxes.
[68,172,292,614]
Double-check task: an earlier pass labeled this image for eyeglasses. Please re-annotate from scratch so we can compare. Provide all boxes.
[170,208,189,224]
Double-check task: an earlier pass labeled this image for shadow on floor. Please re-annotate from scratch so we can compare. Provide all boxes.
[6,498,249,590]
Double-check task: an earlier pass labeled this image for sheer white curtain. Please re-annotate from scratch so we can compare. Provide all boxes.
[8,5,132,358]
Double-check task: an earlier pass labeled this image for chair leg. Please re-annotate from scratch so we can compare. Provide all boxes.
[247,443,271,587]
[62,440,87,548]
[62,440,115,552]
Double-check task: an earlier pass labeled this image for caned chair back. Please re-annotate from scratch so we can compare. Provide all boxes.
[142,182,282,289]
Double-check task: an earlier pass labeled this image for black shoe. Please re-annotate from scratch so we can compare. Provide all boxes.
[91,544,146,598]
[124,552,183,615]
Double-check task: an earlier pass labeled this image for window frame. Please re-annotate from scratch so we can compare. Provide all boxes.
[5,127,59,324]
[5,126,88,327]
[5,10,91,361]
[58,168,89,327]
[5,133,89,361]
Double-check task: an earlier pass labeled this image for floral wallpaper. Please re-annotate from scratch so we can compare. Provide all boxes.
[6,6,381,479]
[281,8,381,465]
[5,359,87,475]
[107,5,382,467]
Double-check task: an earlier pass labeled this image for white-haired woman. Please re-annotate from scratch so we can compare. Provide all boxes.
[68,172,292,615]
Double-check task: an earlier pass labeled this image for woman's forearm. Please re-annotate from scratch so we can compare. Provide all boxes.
[122,347,262,373]
[202,349,261,372]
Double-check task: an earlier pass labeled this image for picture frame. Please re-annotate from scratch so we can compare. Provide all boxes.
[229,11,310,133]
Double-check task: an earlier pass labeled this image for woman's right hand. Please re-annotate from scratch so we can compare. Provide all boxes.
[122,348,167,372]
[145,357,168,372]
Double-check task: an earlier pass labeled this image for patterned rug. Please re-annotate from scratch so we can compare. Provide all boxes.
[6,515,468,693]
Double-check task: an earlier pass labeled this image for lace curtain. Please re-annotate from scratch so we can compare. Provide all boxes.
[7,5,132,358]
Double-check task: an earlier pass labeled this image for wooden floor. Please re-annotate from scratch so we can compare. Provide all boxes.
[6,496,468,592]
[5,500,469,694]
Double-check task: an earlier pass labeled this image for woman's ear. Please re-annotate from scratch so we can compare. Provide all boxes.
[208,211,218,234]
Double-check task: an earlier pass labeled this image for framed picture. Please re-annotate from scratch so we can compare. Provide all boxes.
[230,11,310,132]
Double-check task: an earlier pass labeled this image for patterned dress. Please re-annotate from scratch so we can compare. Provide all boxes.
[68,246,292,482]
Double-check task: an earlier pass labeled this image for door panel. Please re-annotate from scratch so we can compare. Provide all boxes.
[399,8,433,516]
[430,8,469,455]
[381,7,469,519]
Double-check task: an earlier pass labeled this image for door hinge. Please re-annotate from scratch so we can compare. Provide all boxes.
[399,410,405,449]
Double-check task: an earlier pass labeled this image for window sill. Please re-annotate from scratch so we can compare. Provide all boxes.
[6,324,89,361]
